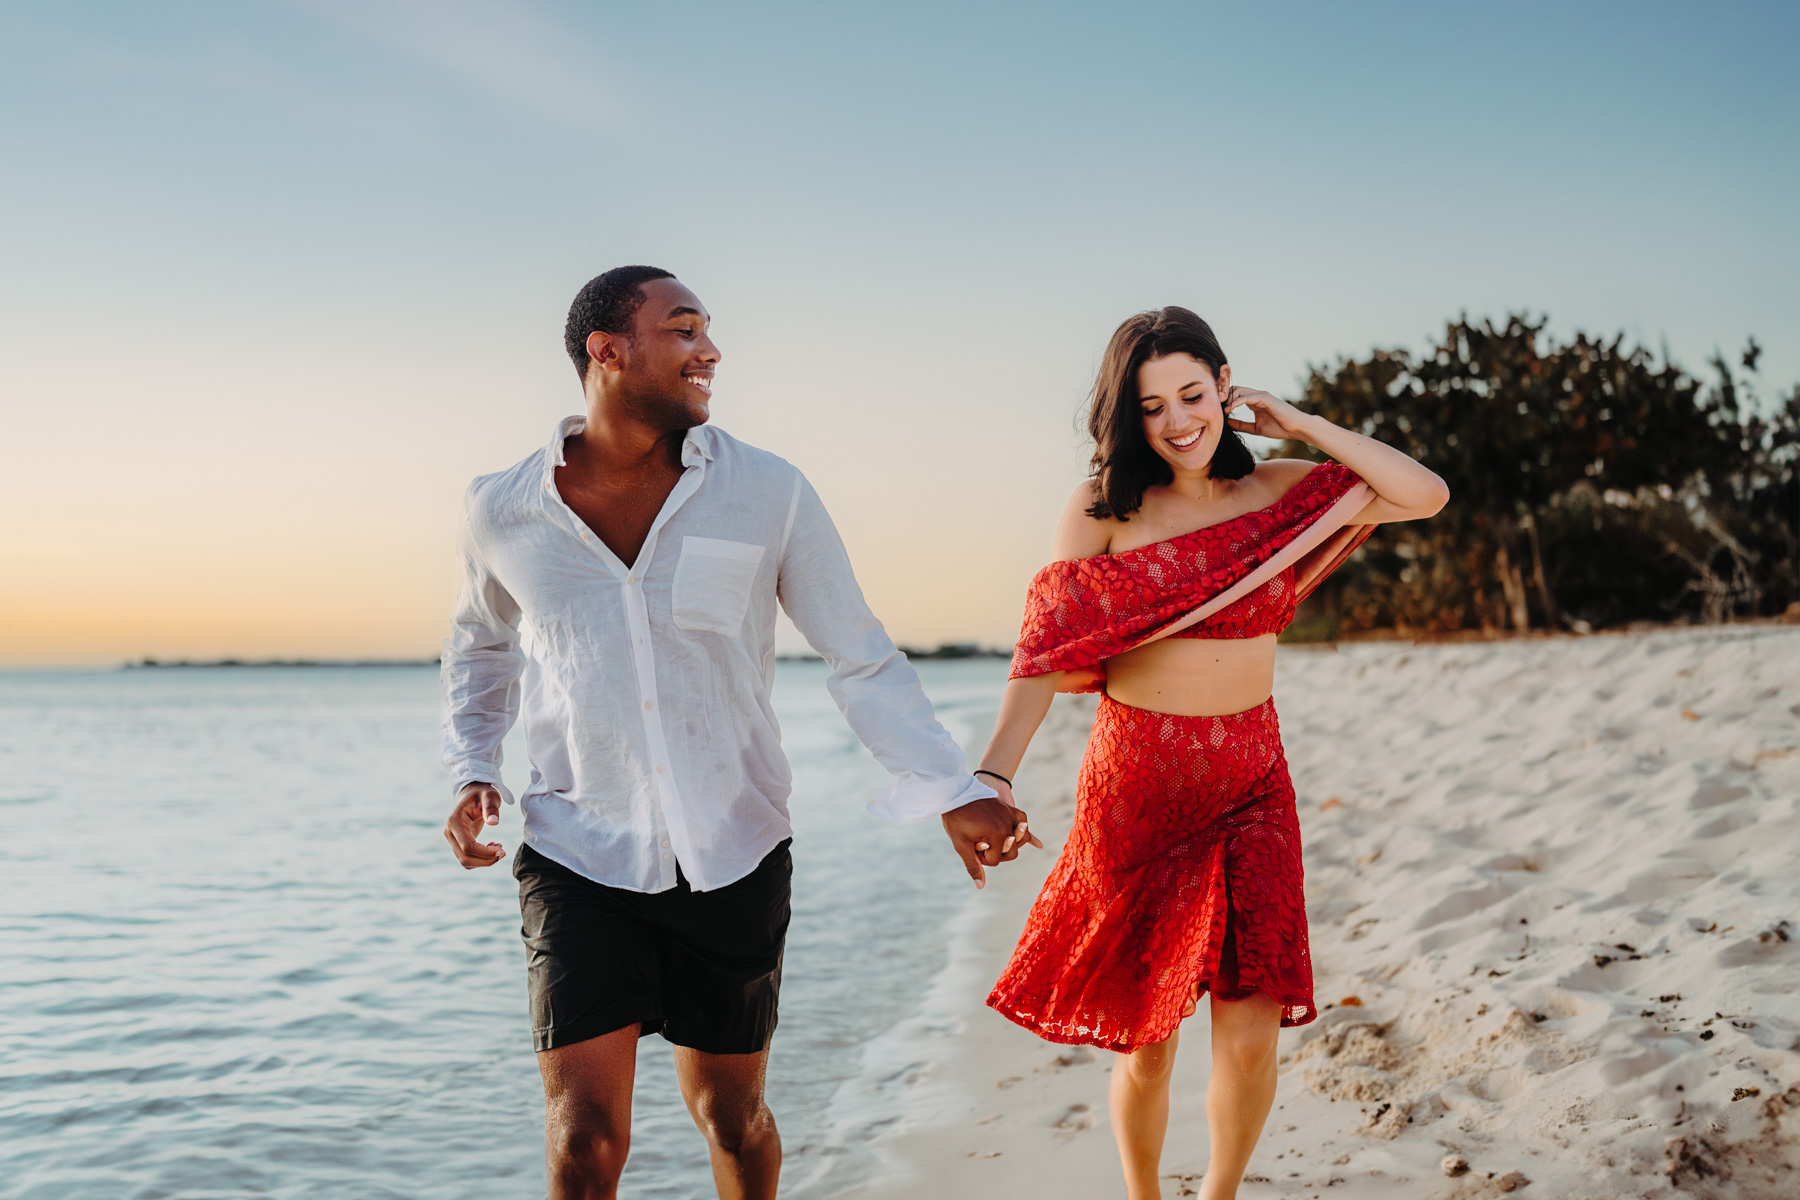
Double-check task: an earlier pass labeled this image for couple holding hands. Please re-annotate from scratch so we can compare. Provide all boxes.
[440,265,1447,1199]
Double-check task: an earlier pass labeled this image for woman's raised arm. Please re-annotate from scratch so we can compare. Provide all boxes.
[1225,386,1449,525]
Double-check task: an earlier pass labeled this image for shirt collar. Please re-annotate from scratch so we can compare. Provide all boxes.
[544,416,715,474]
[680,424,715,467]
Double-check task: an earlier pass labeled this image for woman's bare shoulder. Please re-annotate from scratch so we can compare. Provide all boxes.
[1252,457,1322,502]
[1051,481,1116,561]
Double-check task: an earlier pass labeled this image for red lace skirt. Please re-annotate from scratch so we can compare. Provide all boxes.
[988,695,1315,1052]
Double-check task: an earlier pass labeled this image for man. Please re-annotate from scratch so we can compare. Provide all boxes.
[440,265,1037,1199]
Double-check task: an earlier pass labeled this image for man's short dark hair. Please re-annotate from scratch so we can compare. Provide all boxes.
[564,265,676,382]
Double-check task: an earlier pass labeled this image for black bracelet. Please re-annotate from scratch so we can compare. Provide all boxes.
[974,768,1012,789]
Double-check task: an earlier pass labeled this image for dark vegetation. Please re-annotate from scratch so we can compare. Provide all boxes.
[897,642,1010,660]
[1279,315,1799,640]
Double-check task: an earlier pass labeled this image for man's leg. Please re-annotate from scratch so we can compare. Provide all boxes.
[538,1024,640,1200]
[673,1046,781,1200]
[517,843,667,1200]
[657,841,791,1198]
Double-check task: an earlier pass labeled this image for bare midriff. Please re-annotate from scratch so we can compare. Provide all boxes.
[1102,633,1279,717]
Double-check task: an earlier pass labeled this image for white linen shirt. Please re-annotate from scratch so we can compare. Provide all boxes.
[441,416,995,893]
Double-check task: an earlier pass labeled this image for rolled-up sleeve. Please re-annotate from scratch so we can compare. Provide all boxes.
[440,492,524,804]
[776,475,995,823]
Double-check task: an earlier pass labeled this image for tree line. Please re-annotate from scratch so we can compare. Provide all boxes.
[1277,315,1799,638]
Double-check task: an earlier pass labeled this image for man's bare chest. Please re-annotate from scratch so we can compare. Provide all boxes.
[555,469,680,566]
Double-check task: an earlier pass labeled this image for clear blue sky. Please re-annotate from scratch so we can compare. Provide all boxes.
[2,1,1795,663]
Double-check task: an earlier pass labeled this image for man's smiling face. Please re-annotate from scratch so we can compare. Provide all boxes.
[614,276,721,430]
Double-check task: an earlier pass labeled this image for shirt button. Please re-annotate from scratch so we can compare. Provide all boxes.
[663,853,671,860]
[580,532,588,540]
[644,701,653,710]
[661,839,669,848]
[656,765,666,774]
[627,576,637,585]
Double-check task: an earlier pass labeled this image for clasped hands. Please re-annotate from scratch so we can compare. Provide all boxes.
[942,777,1044,890]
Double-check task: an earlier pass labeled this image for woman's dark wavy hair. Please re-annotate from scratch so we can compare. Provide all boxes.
[1085,306,1255,521]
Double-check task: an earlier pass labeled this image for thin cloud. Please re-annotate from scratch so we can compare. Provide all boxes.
[286,0,607,127]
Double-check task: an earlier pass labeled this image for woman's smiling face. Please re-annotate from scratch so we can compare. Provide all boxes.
[1137,352,1233,476]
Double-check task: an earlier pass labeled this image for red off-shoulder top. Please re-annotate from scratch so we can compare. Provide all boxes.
[1010,461,1375,679]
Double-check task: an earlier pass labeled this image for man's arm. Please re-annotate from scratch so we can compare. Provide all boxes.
[775,475,1038,887]
[440,500,525,869]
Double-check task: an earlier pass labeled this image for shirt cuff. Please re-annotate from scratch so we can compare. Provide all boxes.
[866,772,998,824]
[449,763,516,806]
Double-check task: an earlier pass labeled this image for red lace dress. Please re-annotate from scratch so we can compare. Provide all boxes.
[987,463,1374,1051]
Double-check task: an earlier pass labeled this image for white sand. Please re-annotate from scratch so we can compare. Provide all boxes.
[827,626,1800,1199]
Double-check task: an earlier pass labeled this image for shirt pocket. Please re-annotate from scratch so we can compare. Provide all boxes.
[671,536,767,636]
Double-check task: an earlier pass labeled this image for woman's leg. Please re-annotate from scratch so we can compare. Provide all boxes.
[1199,991,1283,1200]
[1110,1028,1179,1200]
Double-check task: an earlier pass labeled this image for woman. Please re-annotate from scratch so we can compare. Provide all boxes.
[974,307,1447,1200]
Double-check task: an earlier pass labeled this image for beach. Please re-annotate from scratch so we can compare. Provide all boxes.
[830,626,1800,1199]
[7,632,1796,1198]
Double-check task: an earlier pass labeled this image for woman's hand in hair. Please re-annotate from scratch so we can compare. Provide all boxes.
[1222,386,1315,442]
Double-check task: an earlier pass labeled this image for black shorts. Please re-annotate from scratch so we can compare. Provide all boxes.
[513,840,792,1054]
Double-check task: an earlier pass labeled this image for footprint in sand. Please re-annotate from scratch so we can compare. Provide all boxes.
[1689,781,1750,810]
[1415,877,1527,929]
[1718,922,1797,968]
[1693,809,1757,839]
[1051,1046,1097,1069]
[1053,1103,1096,1131]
